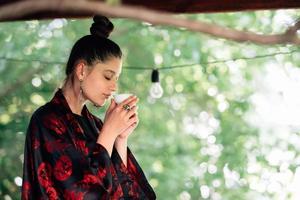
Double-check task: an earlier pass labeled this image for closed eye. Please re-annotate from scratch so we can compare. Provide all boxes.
[104,76,111,80]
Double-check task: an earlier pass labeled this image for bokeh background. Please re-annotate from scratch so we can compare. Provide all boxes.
[1,9,300,199]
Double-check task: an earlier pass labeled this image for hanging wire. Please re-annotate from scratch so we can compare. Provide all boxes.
[124,48,300,70]
[0,48,299,71]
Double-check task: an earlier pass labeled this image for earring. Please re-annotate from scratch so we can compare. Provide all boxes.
[79,79,84,102]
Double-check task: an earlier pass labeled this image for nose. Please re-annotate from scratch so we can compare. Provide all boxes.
[110,81,118,93]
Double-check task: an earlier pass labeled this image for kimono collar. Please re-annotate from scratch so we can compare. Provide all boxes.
[49,88,102,140]
[50,88,93,119]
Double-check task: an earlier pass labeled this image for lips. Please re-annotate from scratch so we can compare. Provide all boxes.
[103,94,111,99]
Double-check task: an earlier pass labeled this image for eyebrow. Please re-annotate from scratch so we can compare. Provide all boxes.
[104,69,116,75]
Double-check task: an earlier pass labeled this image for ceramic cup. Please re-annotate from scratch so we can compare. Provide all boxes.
[113,93,133,104]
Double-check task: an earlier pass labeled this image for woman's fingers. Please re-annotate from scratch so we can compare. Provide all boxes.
[128,114,138,125]
[107,98,117,113]
[125,98,139,113]
[119,96,138,110]
[126,105,138,118]
[119,95,135,106]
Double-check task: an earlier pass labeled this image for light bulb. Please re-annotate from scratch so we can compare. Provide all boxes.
[150,82,164,98]
[149,69,164,98]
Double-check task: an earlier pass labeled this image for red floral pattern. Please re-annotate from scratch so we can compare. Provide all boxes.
[37,162,53,187]
[43,114,66,135]
[22,88,156,199]
[21,181,30,200]
[66,113,84,134]
[45,186,59,200]
[44,140,70,153]
[63,190,85,200]
[74,139,89,156]
[75,173,101,189]
[32,135,40,150]
[30,123,40,149]
[54,155,72,181]
[81,174,100,185]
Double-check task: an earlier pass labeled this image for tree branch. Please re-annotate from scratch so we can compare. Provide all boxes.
[286,19,300,34]
[0,0,299,45]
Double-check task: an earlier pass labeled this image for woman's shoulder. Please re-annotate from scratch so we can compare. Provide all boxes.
[29,102,63,128]
[27,102,70,139]
[31,102,54,120]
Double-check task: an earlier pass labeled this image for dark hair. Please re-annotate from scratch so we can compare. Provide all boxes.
[65,15,122,78]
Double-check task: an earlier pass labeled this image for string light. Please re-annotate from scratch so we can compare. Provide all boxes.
[149,69,163,99]
[0,48,299,99]
[0,48,298,71]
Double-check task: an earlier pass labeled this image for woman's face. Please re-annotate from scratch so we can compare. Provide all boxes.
[82,57,122,107]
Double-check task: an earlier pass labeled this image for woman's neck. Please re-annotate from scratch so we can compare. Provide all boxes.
[61,79,86,116]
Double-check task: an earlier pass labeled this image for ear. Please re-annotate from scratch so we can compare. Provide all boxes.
[75,60,87,81]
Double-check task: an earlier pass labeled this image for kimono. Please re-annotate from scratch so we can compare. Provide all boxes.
[21,88,156,200]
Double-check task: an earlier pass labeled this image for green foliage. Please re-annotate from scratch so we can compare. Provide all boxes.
[0,9,300,199]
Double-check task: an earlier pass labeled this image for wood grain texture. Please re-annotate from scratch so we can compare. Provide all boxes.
[0,0,299,21]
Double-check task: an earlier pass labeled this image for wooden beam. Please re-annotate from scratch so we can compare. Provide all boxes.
[0,0,299,45]
[122,0,300,13]
[0,0,299,22]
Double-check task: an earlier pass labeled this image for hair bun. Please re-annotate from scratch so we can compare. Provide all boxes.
[90,15,114,38]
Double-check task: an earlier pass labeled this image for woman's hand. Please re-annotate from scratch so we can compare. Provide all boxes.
[101,95,138,140]
[97,96,138,155]
[117,105,139,139]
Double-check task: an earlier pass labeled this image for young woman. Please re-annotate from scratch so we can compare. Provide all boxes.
[21,16,156,200]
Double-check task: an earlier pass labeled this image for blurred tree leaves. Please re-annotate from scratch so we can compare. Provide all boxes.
[0,9,300,199]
